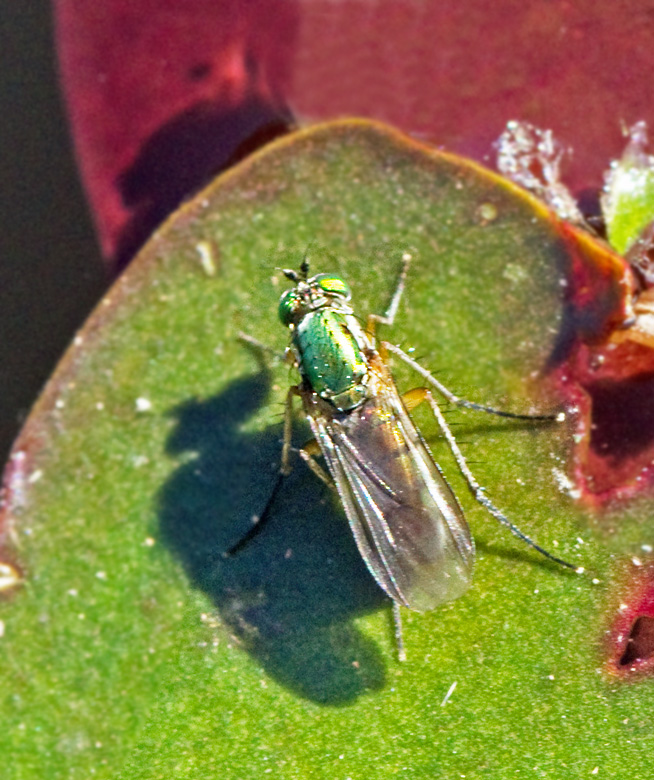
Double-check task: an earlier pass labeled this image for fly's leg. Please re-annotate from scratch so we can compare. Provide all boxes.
[392,601,407,663]
[226,385,298,555]
[238,331,288,364]
[402,386,579,571]
[295,440,336,490]
[225,335,294,554]
[362,256,562,423]
[279,385,298,476]
[365,252,413,337]
[227,387,335,555]
[282,388,335,489]
[384,341,564,422]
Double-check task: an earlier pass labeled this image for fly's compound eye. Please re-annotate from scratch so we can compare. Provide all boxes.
[313,274,351,300]
[278,288,302,326]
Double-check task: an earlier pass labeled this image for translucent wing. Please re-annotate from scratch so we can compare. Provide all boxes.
[304,364,474,612]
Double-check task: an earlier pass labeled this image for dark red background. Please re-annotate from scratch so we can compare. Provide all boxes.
[56,1,654,268]
[2,1,654,464]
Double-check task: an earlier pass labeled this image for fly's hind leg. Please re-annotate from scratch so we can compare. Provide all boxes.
[392,601,407,663]
[402,385,578,571]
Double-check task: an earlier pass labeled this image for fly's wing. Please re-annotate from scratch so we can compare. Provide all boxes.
[306,374,474,612]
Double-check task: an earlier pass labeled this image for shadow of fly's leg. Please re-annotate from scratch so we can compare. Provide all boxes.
[226,385,335,556]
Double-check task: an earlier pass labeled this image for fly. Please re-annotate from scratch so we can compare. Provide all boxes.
[232,253,579,660]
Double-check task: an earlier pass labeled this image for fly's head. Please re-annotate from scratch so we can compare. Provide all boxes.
[278,266,353,329]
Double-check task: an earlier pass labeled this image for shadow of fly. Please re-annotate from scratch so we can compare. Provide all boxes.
[231,252,580,660]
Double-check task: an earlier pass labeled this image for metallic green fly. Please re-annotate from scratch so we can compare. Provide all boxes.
[234,253,578,659]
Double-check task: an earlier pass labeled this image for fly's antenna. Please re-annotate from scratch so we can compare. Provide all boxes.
[282,242,316,283]
[299,244,313,279]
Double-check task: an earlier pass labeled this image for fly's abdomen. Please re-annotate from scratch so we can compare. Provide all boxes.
[295,310,368,411]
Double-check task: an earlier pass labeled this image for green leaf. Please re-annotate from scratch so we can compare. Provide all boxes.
[1,119,651,779]
[604,121,654,254]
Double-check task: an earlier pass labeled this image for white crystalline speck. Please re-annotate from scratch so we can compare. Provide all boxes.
[496,120,583,224]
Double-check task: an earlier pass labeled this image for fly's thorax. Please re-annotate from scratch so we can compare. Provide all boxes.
[293,308,372,411]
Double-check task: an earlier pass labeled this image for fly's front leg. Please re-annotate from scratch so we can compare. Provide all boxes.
[403,386,578,571]
[280,385,299,476]
[227,388,336,556]
[386,342,564,422]
[366,252,412,338]
[226,385,299,555]
[238,331,283,361]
